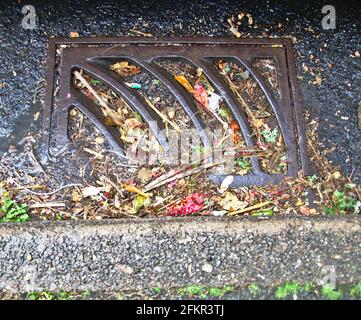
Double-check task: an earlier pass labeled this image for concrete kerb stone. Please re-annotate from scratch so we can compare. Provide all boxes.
[0,215,360,293]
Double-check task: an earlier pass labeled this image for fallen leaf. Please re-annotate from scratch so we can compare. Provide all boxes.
[208,92,222,113]
[251,209,273,217]
[167,193,206,216]
[137,167,152,183]
[103,108,125,126]
[211,210,227,217]
[124,184,149,198]
[71,190,82,202]
[110,61,141,77]
[193,84,208,109]
[219,175,234,194]
[124,117,143,129]
[83,147,104,159]
[220,192,247,211]
[95,136,105,144]
[300,205,311,215]
[81,186,105,197]
[332,171,341,179]
[132,194,150,213]
[175,75,194,93]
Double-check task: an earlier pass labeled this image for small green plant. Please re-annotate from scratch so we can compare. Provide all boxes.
[192,145,206,155]
[248,283,260,297]
[27,291,73,300]
[152,79,160,86]
[324,206,337,215]
[350,282,361,299]
[89,79,100,85]
[321,285,342,300]
[208,285,234,298]
[261,128,278,143]
[218,107,231,120]
[55,213,63,221]
[324,190,359,215]
[275,282,302,299]
[186,286,203,296]
[152,287,162,295]
[235,157,251,171]
[307,175,318,184]
[0,196,30,223]
[132,111,143,121]
[332,191,358,213]
[208,287,222,297]
[303,282,314,293]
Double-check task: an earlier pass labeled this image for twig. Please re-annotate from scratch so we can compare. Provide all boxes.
[144,97,182,132]
[228,201,272,216]
[29,202,66,209]
[16,182,82,196]
[144,146,265,192]
[144,161,223,193]
[74,71,109,109]
[101,176,124,197]
[129,29,153,37]
[73,71,124,126]
[84,147,104,159]
[27,145,49,178]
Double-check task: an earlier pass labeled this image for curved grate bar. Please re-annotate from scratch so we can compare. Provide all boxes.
[89,56,214,151]
[70,88,127,159]
[78,62,170,153]
[185,56,262,173]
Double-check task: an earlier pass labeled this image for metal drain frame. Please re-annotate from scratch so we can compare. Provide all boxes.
[41,37,311,188]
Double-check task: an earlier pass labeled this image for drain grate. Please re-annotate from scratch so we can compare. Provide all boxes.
[41,37,311,187]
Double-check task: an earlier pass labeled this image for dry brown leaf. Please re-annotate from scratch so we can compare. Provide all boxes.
[138,167,153,183]
[124,117,142,128]
[110,61,141,77]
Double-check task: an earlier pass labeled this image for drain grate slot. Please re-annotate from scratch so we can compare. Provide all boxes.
[41,37,311,188]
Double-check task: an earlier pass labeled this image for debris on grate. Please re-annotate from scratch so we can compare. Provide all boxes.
[41,37,311,187]
[7,37,336,219]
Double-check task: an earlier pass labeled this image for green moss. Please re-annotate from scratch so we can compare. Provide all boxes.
[27,291,73,300]
[152,287,162,295]
[275,282,302,299]
[321,285,342,300]
[248,283,260,297]
[303,282,314,293]
[350,282,361,299]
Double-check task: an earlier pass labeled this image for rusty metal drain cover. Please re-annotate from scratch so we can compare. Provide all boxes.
[41,37,311,188]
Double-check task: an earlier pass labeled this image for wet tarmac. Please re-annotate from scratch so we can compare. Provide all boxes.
[0,0,360,182]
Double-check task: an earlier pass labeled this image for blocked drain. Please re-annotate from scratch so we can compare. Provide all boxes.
[41,37,311,188]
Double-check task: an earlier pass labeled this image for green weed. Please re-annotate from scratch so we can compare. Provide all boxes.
[248,283,260,297]
[0,196,30,223]
[350,282,361,299]
[27,291,73,300]
[275,282,302,299]
[321,285,342,300]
